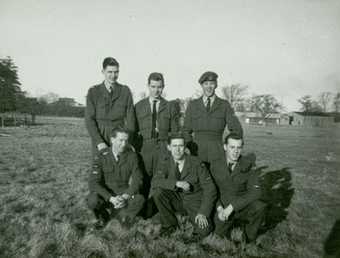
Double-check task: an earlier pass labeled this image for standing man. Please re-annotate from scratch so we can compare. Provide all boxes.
[211,133,266,242]
[85,57,136,159]
[152,133,217,238]
[135,72,180,177]
[87,127,144,229]
[183,71,243,168]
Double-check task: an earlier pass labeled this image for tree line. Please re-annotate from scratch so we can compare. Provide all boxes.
[1,56,339,127]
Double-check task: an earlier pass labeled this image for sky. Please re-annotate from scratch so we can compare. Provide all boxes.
[1,0,340,111]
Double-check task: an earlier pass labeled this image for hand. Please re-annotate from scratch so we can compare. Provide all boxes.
[195,214,209,229]
[222,204,234,221]
[217,206,226,221]
[175,181,191,192]
[109,195,126,209]
[97,142,108,151]
[121,193,130,200]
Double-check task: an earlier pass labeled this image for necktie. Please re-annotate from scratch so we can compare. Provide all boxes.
[206,97,211,112]
[175,162,181,180]
[151,100,157,138]
[228,163,234,174]
[109,86,114,99]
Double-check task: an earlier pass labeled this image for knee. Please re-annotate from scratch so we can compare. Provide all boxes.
[152,188,166,200]
[86,193,101,210]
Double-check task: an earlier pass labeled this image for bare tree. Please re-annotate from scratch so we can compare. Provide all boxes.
[298,95,323,113]
[249,94,283,122]
[318,92,333,112]
[221,84,248,111]
[333,92,340,112]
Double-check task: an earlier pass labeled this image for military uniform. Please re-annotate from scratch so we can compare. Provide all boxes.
[85,82,136,156]
[183,96,243,166]
[135,97,180,176]
[152,154,217,236]
[87,149,145,221]
[210,153,266,241]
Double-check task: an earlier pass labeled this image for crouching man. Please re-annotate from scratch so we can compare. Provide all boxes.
[87,126,145,229]
[152,133,217,239]
[211,133,266,242]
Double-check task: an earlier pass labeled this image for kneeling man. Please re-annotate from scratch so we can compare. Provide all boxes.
[152,133,217,238]
[211,133,266,242]
[87,127,145,229]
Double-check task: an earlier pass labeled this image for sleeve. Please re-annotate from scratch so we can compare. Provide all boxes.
[183,101,194,143]
[85,88,104,146]
[170,100,181,133]
[125,153,143,195]
[88,155,114,201]
[197,163,217,217]
[124,87,136,135]
[230,166,262,211]
[151,162,177,191]
[225,101,243,137]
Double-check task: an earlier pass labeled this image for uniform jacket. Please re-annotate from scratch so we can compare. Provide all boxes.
[89,149,143,201]
[135,97,180,141]
[183,96,243,142]
[210,153,262,212]
[152,154,217,217]
[85,82,136,146]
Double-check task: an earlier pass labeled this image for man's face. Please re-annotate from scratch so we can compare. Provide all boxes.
[148,80,164,99]
[111,132,129,154]
[201,80,217,97]
[224,138,243,162]
[102,65,119,84]
[167,138,185,161]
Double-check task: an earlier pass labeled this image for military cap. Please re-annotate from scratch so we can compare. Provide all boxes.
[198,71,218,84]
[148,72,164,84]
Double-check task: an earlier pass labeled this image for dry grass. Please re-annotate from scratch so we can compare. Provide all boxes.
[0,117,339,258]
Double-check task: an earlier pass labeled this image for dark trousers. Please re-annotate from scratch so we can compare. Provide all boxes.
[87,192,145,220]
[214,200,266,241]
[140,140,168,177]
[153,188,213,237]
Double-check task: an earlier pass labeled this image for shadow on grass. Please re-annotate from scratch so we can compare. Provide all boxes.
[257,166,295,232]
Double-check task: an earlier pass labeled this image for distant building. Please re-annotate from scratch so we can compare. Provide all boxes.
[236,112,289,125]
[288,112,335,127]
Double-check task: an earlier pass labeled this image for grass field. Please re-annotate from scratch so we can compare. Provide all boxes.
[0,116,339,258]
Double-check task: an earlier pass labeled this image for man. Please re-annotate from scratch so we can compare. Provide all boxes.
[135,72,180,177]
[210,133,266,242]
[152,133,217,238]
[183,71,243,168]
[85,57,136,159]
[87,127,144,229]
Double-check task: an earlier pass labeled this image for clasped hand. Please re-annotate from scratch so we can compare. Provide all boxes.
[109,193,130,209]
[175,181,191,192]
[217,204,234,222]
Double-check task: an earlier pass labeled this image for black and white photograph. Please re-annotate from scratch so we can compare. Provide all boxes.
[0,0,339,257]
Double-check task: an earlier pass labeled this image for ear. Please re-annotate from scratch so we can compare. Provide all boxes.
[167,145,171,152]
[223,144,227,151]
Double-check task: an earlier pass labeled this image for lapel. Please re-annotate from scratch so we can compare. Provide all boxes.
[143,98,152,116]
[197,97,207,114]
[99,83,111,103]
[209,96,222,113]
[110,83,122,104]
[168,157,176,179]
[231,156,243,179]
[158,97,167,114]
[179,156,191,179]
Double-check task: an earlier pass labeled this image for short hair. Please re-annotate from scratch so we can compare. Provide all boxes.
[224,133,244,145]
[148,72,164,86]
[102,57,119,69]
[167,132,185,145]
[110,126,129,139]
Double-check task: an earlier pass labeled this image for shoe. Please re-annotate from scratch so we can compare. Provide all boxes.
[159,226,176,237]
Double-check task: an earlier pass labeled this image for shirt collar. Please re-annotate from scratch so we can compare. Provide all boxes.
[202,94,216,103]
[104,81,115,92]
[149,96,161,104]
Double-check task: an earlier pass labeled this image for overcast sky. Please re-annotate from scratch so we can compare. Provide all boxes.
[1,0,340,111]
